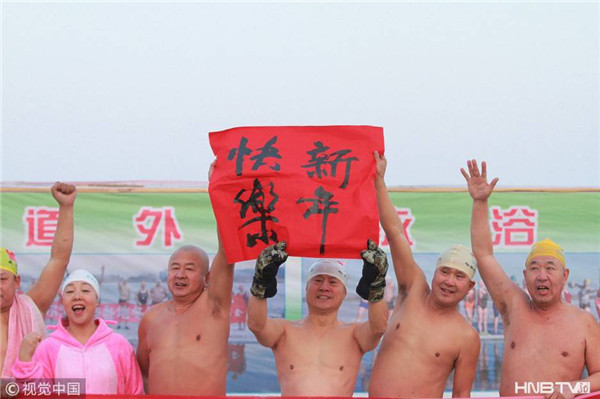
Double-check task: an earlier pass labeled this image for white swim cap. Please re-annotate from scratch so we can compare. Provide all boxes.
[306,260,348,290]
[61,269,100,298]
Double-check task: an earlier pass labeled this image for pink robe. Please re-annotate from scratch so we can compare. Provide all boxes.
[12,318,143,395]
[1,294,46,378]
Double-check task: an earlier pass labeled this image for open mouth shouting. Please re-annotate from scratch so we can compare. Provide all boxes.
[536,285,550,294]
[72,304,86,315]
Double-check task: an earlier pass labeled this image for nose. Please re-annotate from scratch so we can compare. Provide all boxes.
[443,274,456,286]
[535,270,549,281]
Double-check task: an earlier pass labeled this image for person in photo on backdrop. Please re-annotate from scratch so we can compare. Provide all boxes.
[0,182,77,378]
[248,240,389,396]
[12,269,143,394]
[462,159,600,399]
[136,161,235,395]
[117,278,131,329]
[149,280,168,305]
[369,151,480,398]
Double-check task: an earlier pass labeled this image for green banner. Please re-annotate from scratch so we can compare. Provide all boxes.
[1,191,598,255]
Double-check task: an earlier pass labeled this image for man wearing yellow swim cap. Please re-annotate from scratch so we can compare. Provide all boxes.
[1,182,77,378]
[369,152,480,399]
[463,159,600,398]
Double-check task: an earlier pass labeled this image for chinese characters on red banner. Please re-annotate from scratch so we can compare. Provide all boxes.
[210,126,384,263]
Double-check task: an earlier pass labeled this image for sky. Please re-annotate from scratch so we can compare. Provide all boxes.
[2,1,599,187]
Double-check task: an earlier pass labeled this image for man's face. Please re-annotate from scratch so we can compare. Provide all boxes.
[431,267,474,307]
[0,271,20,313]
[306,274,346,312]
[167,249,207,300]
[62,281,98,327]
[523,255,568,307]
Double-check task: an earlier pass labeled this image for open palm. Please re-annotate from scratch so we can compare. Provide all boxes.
[460,160,499,201]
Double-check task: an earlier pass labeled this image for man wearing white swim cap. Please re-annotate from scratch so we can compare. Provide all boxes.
[248,239,389,396]
[464,159,600,398]
[369,152,480,398]
[137,162,236,396]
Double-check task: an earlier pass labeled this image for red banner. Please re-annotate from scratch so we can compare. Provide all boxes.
[209,126,384,263]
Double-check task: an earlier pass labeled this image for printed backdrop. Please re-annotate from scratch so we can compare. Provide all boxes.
[1,187,599,394]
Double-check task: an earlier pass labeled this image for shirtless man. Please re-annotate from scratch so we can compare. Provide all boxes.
[1,182,76,377]
[462,159,600,398]
[136,239,233,395]
[248,240,388,396]
[369,152,480,398]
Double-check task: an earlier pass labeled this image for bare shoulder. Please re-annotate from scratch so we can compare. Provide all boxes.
[455,313,480,342]
[573,307,600,332]
[140,302,168,326]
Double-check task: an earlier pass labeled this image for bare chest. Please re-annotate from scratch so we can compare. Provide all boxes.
[384,304,461,362]
[504,311,586,367]
[275,326,361,371]
[147,308,226,359]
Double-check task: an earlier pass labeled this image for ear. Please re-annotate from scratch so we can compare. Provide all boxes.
[204,271,211,285]
[468,280,475,290]
[563,268,570,281]
[15,274,21,289]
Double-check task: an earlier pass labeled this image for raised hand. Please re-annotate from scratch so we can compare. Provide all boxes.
[51,182,77,207]
[251,241,288,299]
[356,239,389,302]
[18,332,42,362]
[208,159,216,181]
[374,151,387,179]
[460,159,499,201]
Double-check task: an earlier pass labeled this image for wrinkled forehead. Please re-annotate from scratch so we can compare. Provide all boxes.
[169,248,209,273]
[526,255,565,269]
[436,265,470,278]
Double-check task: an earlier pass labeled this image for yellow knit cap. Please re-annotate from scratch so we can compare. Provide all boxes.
[0,248,18,276]
[525,238,565,267]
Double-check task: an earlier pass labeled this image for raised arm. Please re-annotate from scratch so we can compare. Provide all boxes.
[354,239,389,352]
[207,233,235,318]
[374,151,426,292]
[461,160,523,311]
[451,329,480,398]
[247,242,287,348]
[207,159,235,317]
[27,182,76,315]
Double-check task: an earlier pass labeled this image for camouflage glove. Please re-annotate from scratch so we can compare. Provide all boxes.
[251,241,288,299]
[356,239,389,302]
